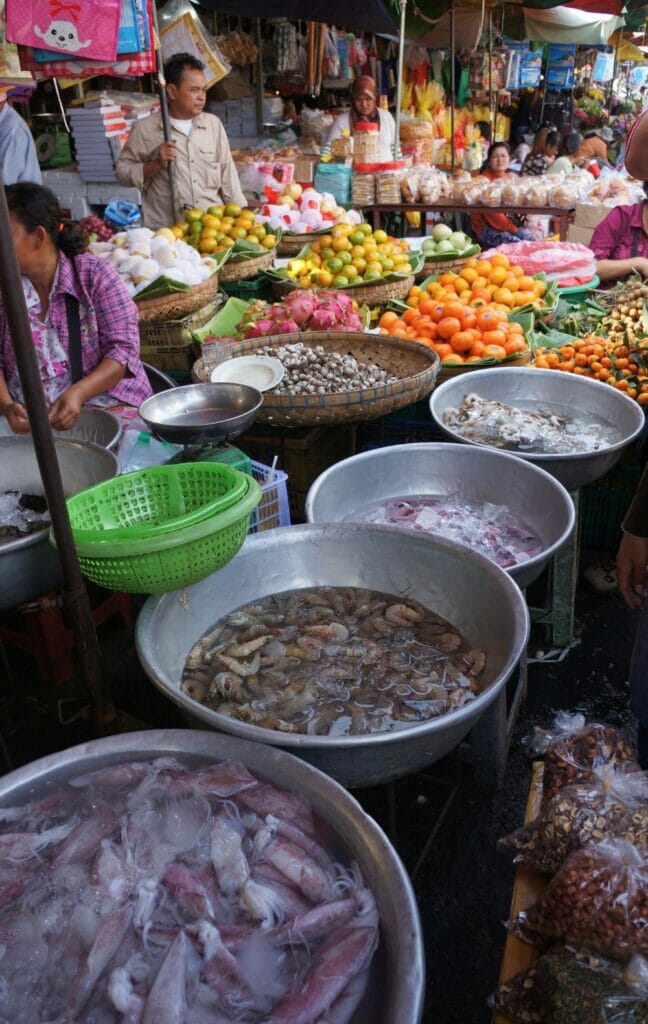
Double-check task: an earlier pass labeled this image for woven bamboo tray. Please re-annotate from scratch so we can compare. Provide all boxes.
[272,275,415,306]
[492,763,545,1024]
[193,330,440,427]
[438,350,531,384]
[220,250,275,283]
[416,253,478,282]
[136,272,220,325]
[277,233,317,257]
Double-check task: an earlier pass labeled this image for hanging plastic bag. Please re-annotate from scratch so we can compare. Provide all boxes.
[6,0,122,62]
[104,199,140,230]
[158,0,230,87]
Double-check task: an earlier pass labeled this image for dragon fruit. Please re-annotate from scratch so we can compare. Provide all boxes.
[283,290,319,327]
[273,319,300,335]
[309,307,339,331]
[243,317,277,338]
[317,290,353,310]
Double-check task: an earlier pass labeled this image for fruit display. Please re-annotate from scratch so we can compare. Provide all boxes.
[531,334,648,404]
[596,278,648,346]
[78,214,113,244]
[88,227,218,297]
[276,225,415,289]
[379,299,528,366]
[171,204,277,256]
[420,224,479,262]
[412,254,550,313]
[238,289,363,339]
[481,240,597,288]
[256,184,363,234]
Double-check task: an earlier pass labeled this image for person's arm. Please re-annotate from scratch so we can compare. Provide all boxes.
[116,120,175,190]
[3,123,41,186]
[0,372,28,433]
[597,257,648,281]
[215,121,246,208]
[321,114,347,158]
[617,462,648,608]
[48,359,124,430]
[591,206,648,280]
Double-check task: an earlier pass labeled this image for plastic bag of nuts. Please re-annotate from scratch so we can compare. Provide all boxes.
[489,946,648,1024]
[510,838,648,961]
[526,712,639,803]
[499,764,648,874]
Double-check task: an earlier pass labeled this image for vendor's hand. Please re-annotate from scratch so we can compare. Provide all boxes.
[632,257,648,278]
[158,141,177,168]
[3,401,29,434]
[617,530,648,610]
[49,386,84,431]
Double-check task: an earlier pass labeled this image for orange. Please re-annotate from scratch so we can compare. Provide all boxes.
[469,340,486,358]
[533,280,547,297]
[475,308,499,332]
[492,287,514,307]
[461,267,479,284]
[451,331,474,353]
[482,329,507,347]
[465,257,479,269]
[508,322,524,336]
[443,301,468,320]
[437,316,462,340]
[419,322,437,340]
[505,338,528,356]
[482,344,507,361]
[433,343,454,358]
[467,355,487,363]
[517,276,535,292]
[439,272,459,288]
[406,295,420,308]
[489,267,508,286]
[511,265,525,279]
[476,260,493,277]
[379,311,399,329]
[441,353,465,366]
[491,253,510,270]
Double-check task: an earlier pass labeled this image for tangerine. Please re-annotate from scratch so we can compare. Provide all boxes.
[437,316,462,340]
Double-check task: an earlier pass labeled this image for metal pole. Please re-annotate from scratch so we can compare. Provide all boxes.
[255,19,264,136]
[450,1,456,173]
[488,8,494,139]
[394,0,407,159]
[0,176,115,725]
[150,1,177,220]
[608,30,622,112]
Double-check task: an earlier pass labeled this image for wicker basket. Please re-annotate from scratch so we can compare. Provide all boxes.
[136,271,220,325]
[220,250,275,283]
[139,298,222,373]
[277,234,317,257]
[437,350,531,384]
[272,275,415,306]
[193,330,440,428]
[416,254,478,282]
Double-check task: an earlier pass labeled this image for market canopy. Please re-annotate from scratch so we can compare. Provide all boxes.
[522,5,623,43]
[198,0,398,35]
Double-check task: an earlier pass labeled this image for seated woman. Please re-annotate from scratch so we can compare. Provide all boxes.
[323,76,399,163]
[546,132,582,175]
[591,181,648,282]
[521,129,560,176]
[0,183,151,434]
[470,142,535,248]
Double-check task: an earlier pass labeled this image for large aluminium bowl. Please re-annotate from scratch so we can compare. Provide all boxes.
[136,524,530,788]
[429,367,645,490]
[0,729,424,1024]
[0,406,122,450]
[0,437,119,611]
[305,442,575,590]
[139,382,263,445]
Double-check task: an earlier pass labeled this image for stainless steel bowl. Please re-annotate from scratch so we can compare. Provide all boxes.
[0,406,122,450]
[305,442,575,590]
[0,729,424,1024]
[429,367,645,490]
[137,524,530,788]
[0,437,119,610]
[139,383,263,445]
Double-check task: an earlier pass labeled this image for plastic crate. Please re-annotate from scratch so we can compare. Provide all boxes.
[239,425,353,522]
[357,399,445,451]
[580,462,641,553]
[139,298,222,372]
[248,459,291,533]
[220,275,274,302]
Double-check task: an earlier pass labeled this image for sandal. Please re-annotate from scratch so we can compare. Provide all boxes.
[583,558,618,594]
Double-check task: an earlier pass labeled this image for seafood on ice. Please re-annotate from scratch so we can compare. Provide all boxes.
[181,587,488,736]
[0,757,378,1023]
[442,393,616,454]
[0,490,49,540]
[349,495,542,570]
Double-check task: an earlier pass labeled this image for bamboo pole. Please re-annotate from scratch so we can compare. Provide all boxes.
[488,8,494,140]
[394,0,407,159]
[150,1,177,219]
[0,175,115,726]
[450,0,456,172]
[255,19,264,134]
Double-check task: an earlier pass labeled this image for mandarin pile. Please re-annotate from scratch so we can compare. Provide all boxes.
[532,335,648,404]
[411,253,547,313]
[172,204,277,256]
[284,223,413,289]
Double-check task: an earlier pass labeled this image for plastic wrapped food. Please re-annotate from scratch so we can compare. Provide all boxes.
[499,764,648,874]
[527,712,639,803]
[510,839,648,960]
[490,946,648,1024]
[479,241,596,284]
[481,183,504,207]
[549,184,581,209]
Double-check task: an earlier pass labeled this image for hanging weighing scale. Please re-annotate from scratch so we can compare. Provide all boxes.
[138,383,263,472]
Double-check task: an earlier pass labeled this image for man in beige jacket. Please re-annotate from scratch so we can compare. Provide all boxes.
[116,52,246,229]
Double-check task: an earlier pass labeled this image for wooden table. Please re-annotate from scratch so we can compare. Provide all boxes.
[362,203,574,241]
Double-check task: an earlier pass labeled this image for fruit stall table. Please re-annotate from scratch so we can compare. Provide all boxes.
[361,204,574,241]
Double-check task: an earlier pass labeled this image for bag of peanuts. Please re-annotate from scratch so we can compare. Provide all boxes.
[509,838,648,961]
[499,764,648,874]
[490,946,648,1024]
[526,711,639,803]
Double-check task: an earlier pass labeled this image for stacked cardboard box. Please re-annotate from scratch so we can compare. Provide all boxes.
[567,203,609,246]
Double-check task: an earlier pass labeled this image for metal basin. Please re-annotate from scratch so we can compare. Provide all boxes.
[136,524,530,788]
[0,437,118,610]
[0,729,424,1024]
[0,406,122,450]
[139,383,263,445]
[305,443,575,590]
[429,367,645,490]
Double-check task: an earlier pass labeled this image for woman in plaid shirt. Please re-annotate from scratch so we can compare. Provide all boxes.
[0,183,151,434]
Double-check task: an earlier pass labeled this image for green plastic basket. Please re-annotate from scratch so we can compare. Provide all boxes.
[65,462,249,543]
[56,476,262,594]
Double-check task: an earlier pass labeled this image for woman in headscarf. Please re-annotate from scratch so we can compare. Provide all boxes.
[323,76,399,163]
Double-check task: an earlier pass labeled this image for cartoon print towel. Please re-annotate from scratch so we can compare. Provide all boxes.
[6,0,121,62]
